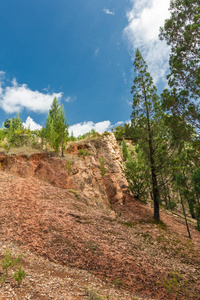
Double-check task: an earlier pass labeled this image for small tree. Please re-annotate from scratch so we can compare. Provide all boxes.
[45,98,68,155]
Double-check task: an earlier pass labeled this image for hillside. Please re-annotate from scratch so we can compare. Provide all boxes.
[0,133,199,299]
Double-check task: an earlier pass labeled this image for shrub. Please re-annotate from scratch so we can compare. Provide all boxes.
[13,266,26,287]
[122,138,129,161]
[84,287,103,300]
[78,149,91,156]
[66,160,72,174]
[0,250,26,287]
[167,200,177,210]
[100,158,106,177]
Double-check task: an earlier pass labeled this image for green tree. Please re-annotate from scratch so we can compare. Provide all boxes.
[160,0,200,130]
[45,98,68,155]
[130,49,163,221]
[122,138,129,161]
[124,145,150,202]
[4,113,33,148]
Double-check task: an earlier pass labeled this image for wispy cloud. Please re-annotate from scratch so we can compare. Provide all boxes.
[0,73,62,113]
[43,84,51,92]
[123,0,171,84]
[65,95,77,103]
[103,8,115,15]
[23,116,42,131]
[94,47,100,57]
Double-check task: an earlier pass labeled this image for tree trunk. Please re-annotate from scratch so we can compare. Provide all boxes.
[146,102,160,221]
[152,167,160,221]
[180,191,192,239]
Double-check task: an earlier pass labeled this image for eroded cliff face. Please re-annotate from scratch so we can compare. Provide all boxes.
[0,133,127,209]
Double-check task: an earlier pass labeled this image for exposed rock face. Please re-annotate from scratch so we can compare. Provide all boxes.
[0,133,127,208]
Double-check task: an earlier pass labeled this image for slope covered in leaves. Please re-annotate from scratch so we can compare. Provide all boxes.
[0,136,199,299]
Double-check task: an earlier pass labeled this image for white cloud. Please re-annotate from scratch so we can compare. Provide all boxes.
[69,120,112,137]
[68,120,133,137]
[0,75,63,113]
[23,116,42,131]
[124,0,171,84]
[103,8,115,15]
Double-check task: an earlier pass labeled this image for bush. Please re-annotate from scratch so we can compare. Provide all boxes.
[66,160,72,174]
[122,138,129,161]
[167,200,177,210]
[78,149,91,156]
[0,249,26,287]
[84,287,103,300]
[100,158,106,176]
[13,266,26,287]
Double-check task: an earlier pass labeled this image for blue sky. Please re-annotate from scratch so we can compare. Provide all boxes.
[0,0,171,136]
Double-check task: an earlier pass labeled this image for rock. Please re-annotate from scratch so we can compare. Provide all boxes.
[1,133,128,208]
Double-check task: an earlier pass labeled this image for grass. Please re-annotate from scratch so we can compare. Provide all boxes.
[120,221,135,228]
[78,149,91,156]
[157,268,198,298]
[112,278,124,287]
[84,287,103,300]
[68,189,79,198]
[85,241,99,252]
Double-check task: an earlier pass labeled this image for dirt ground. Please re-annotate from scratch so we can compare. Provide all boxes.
[0,151,199,299]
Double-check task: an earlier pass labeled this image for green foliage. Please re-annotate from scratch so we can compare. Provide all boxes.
[44,97,69,155]
[78,149,91,156]
[124,145,149,203]
[0,250,25,287]
[100,158,106,177]
[77,129,99,140]
[120,221,134,228]
[84,287,103,300]
[122,138,129,161]
[68,189,79,198]
[130,49,165,221]
[112,278,123,287]
[112,123,133,139]
[69,131,76,141]
[2,113,36,148]
[160,0,200,130]
[166,199,177,211]
[195,204,200,231]
[3,113,23,131]
[161,269,182,293]
[13,266,26,287]
[192,168,200,200]
[157,268,196,297]
[66,160,72,174]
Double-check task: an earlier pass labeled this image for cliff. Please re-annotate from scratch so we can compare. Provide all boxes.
[0,133,127,209]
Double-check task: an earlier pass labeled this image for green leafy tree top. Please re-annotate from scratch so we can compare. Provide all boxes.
[160,0,200,130]
[160,0,200,96]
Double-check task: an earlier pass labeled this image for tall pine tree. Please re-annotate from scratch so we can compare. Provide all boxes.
[130,49,162,221]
